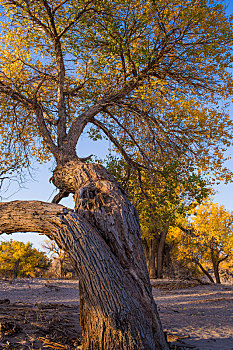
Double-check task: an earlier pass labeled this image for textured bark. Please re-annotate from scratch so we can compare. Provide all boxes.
[0,161,168,350]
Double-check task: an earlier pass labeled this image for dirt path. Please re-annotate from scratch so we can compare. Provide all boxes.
[152,280,233,350]
[0,278,232,349]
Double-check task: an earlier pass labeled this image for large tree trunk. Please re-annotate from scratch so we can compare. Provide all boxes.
[0,160,168,350]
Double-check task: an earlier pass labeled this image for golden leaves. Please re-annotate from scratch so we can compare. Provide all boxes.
[169,200,233,267]
[0,0,233,181]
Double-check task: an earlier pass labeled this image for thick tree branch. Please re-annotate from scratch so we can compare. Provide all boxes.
[67,104,103,146]
[103,108,153,167]
[0,199,168,349]
[217,254,229,265]
[66,75,143,147]
[91,118,144,169]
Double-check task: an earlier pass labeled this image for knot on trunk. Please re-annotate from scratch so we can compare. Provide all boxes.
[51,160,117,194]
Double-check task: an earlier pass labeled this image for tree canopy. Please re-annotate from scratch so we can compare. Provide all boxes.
[105,155,210,237]
[0,0,232,183]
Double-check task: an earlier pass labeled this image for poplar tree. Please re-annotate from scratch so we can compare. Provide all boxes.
[0,1,233,348]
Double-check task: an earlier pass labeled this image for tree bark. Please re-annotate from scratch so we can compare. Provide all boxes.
[0,161,168,350]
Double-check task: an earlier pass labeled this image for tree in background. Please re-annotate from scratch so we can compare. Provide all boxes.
[0,240,51,278]
[0,0,233,348]
[43,239,76,278]
[106,155,210,278]
[169,202,233,284]
[43,239,66,278]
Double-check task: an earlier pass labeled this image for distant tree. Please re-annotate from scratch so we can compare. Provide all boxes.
[169,202,233,283]
[106,155,210,278]
[43,239,66,277]
[0,240,51,278]
[43,239,75,278]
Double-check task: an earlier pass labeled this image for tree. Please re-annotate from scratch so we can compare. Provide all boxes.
[43,239,67,278]
[0,240,51,278]
[169,202,233,284]
[106,155,210,279]
[0,0,233,348]
[43,239,75,278]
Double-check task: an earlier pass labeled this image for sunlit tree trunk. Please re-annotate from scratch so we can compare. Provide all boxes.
[193,259,215,284]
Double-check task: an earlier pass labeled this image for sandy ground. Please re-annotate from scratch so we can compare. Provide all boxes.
[0,278,233,349]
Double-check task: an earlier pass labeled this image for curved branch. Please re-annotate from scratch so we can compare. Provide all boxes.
[34,103,58,156]
[67,104,103,146]
[52,190,70,204]
[91,118,145,169]
[103,107,153,167]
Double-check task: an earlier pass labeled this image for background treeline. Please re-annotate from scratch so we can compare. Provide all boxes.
[103,155,233,284]
[0,239,76,279]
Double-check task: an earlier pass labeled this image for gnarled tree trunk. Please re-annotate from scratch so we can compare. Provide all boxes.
[0,160,168,350]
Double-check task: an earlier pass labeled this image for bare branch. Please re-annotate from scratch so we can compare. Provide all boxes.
[0,81,32,108]
[52,189,70,204]
[103,107,153,167]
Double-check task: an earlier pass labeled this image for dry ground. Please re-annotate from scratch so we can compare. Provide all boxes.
[0,278,232,349]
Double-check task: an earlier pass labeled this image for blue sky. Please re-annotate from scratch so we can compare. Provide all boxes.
[0,133,110,249]
[1,0,233,250]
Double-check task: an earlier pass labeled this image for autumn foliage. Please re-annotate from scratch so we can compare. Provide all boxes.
[169,202,233,283]
[0,240,51,278]
[0,0,233,179]
[1,0,233,348]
